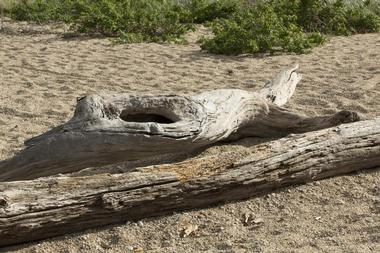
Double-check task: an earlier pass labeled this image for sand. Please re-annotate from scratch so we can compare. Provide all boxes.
[0,18,379,252]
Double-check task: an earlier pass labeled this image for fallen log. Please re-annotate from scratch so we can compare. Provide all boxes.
[0,117,379,247]
[0,65,360,181]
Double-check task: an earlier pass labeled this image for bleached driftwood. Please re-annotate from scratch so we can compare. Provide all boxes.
[0,65,360,181]
[0,118,379,247]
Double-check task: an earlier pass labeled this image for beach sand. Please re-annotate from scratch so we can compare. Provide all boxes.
[0,19,379,252]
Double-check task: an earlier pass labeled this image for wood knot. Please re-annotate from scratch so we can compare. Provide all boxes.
[0,197,8,208]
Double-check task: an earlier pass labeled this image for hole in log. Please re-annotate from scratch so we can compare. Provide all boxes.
[120,111,175,124]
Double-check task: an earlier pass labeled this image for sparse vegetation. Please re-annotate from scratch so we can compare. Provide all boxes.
[177,0,244,23]
[200,0,380,54]
[3,0,196,43]
[199,2,327,55]
[1,0,380,54]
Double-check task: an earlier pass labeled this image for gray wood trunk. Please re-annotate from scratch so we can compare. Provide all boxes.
[0,117,379,247]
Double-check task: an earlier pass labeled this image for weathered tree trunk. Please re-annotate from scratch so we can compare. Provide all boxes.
[0,65,359,181]
[0,118,379,247]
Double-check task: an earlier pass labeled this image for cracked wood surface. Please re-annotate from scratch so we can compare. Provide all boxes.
[0,117,379,247]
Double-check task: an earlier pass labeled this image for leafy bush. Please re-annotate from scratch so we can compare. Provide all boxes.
[5,0,380,54]
[200,0,380,55]
[267,0,380,35]
[295,0,380,35]
[71,0,194,43]
[8,0,194,43]
[200,2,326,54]
[178,0,243,23]
[365,0,380,16]
[8,0,75,23]
[6,0,242,42]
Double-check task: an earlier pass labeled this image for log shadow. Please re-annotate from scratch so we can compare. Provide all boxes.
[65,137,275,177]
[347,165,380,176]
[67,146,209,177]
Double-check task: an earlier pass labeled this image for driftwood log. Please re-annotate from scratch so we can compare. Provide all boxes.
[1,64,378,247]
[0,65,360,181]
[0,117,379,247]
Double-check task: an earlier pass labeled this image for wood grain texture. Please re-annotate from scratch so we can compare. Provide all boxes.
[0,65,359,181]
[0,118,379,247]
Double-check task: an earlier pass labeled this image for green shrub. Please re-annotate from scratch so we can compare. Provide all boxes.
[200,0,380,55]
[200,2,326,55]
[5,0,380,54]
[365,0,380,16]
[8,0,75,23]
[296,0,380,35]
[6,0,242,41]
[178,0,243,23]
[343,4,380,33]
[71,0,194,42]
[8,0,194,43]
[265,0,380,35]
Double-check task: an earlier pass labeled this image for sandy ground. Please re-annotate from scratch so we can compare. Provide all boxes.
[0,19,379,252]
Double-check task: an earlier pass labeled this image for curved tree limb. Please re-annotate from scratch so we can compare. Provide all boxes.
[0,65,359,181]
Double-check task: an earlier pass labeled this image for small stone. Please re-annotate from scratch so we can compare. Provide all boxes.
[25,81,33,87]
[133,247,144,253]
[243,212,251,225]
[298,188,306,193]
[162,240,171,247]
[336,199,345,205]
[253,218,264,224]
[100,241,112,249]
[181,224,198,238]
[215,226,225,233]
[315,216,322,221]
[137,221,144,227]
